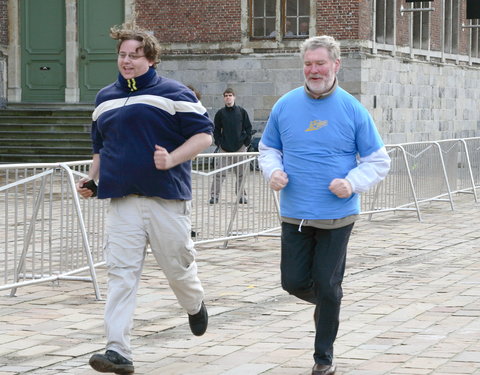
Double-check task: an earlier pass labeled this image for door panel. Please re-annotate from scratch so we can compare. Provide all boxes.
[79,0,124,103]
[21,0,66,102]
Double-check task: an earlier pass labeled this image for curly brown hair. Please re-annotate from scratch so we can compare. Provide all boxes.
[110,21,161,68]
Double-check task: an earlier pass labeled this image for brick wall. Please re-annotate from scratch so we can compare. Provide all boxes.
[358,0,372,40]
[135,0,473,58]
[135,0,371,48]
[316,0,360,39]
[136,0,241,43]
[430,2,443,51]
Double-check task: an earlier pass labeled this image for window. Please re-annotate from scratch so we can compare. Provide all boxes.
[471,20,480,58]
[375,0,395,45]
[444,0,459,54]
[251,0,276,37]
[285,0,310,37]
[412,2,431,49]
[465,0,479,60]
[250,0,310,39]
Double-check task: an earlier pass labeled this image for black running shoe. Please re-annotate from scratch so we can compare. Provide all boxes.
[89,350,134,374]
[188,301,208,336]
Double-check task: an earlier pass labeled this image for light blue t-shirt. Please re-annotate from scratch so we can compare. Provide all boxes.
[262,86,384,220]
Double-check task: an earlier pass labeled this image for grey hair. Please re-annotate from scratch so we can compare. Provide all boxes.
[300,35,341,61]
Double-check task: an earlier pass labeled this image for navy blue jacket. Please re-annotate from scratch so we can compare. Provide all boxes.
[91,67,213,200]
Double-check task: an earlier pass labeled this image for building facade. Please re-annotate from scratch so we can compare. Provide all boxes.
[1,0,480,143]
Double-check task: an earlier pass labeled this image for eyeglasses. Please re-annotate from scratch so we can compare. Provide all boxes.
[117,53,145,60]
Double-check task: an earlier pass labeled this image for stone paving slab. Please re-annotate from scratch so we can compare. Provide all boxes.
[1,194,480,374]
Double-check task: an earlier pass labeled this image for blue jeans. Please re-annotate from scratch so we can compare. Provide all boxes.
[281,222,354,365]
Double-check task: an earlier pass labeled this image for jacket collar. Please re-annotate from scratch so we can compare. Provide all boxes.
[117,67,157,92]
[225,104,237,111]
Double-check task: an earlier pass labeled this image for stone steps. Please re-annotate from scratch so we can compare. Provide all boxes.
[0,104,93,163]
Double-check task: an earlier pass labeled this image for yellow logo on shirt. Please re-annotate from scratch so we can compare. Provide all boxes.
[305,120,327,131]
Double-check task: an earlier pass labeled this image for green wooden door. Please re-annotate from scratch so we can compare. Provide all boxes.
[78,0,124,103]
[21,0,66,102]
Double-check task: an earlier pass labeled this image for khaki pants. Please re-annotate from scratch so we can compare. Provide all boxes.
[103,195,204,360]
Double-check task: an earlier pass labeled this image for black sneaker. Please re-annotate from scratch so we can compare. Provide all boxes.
[209,197,218,204]
[238,197,248,204]
[188,301,208,336]
[89,350,134,374]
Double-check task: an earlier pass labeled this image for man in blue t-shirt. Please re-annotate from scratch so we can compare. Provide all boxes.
[259,36,391,375]
[76,24,212,375]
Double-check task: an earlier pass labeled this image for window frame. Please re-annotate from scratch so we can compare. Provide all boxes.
[248,0,311,40]
[375,0,396,47]
[467,19,480,60]
[443,0,459,55]
[250,0,277,39]
[283,0,311,39]
[412,1,431,50]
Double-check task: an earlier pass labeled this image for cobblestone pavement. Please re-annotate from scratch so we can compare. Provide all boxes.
[1,194,479,375]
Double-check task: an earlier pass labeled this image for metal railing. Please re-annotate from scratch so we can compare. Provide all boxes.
[191,152,280,247]
[0,161,106,298]
[2,137,480,296]
[361,138,480,220]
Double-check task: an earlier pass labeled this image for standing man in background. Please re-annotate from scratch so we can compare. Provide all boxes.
[77,22,212,375]
[258,35,390,375]
[209,88,253,204]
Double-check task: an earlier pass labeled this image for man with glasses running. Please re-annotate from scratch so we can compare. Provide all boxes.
[77,21,213,375]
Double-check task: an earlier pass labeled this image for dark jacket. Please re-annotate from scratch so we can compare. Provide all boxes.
[213,104,252,152]
[91,67,213,199]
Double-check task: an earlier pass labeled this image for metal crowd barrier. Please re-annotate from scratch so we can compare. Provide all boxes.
[462,137,480,194]
[1,137,480,296]
[0,161,106,298]
[360,145,422,220]
[361,138,480,220]
[191,152,280,247]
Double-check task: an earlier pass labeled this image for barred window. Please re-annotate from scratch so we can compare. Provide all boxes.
[412,1,431,49]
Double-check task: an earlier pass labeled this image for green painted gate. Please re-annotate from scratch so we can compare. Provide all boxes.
[21,0,66,102]
[78,0,124,103]
[21,0,124,103]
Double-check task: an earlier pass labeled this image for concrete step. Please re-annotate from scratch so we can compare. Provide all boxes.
[0,105,93,164]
